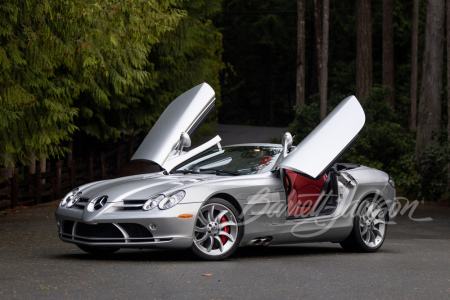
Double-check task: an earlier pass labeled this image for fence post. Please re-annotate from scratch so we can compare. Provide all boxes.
[88,156,94,182]
[24,166,31,194]
[70,160,76,187]
[35,165,42,204]
[100,152,106,179]
[11,168,19,208]
[55,161,62,198]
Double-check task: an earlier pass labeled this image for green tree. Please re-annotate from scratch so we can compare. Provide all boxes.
[0,0,185,166]
[143,0,225,127]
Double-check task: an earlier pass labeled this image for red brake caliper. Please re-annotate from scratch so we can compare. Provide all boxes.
[220,216,229,244]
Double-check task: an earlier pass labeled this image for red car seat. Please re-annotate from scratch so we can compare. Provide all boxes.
[286,170,327,216]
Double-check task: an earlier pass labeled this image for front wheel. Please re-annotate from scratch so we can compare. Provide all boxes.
[77,245,120,255]
[340,197,388,252]
[191,198,243,260]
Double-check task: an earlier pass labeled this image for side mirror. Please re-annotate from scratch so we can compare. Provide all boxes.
[281,132,293,157]
[178,132,191,154]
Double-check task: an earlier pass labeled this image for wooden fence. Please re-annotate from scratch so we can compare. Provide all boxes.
[0,137,137,210]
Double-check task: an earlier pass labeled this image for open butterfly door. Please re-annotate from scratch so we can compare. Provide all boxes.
[277,95,365,179]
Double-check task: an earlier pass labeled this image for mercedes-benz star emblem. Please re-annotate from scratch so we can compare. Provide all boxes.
[87,196,108,212]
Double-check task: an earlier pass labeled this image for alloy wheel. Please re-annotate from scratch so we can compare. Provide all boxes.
[193,203,239,256]
[358,201,387,248]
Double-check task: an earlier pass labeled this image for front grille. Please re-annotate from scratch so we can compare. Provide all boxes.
[71,198,147,211]
[60,221,165,244]
[73,197,89,210]
[114,199,147,211]
[76,222,124,238]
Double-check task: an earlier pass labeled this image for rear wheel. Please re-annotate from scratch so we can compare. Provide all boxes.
[340,197,388,252]
[77,245,120,255]
[191,198,243,260]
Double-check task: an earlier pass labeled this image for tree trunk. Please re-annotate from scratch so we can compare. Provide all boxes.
[39,157,47,173]
[39,156,47,184]
[415,0,445,157]
[319,0,329,120]
[29,152,36,174]
[296,0,306,109]
[445,0,450,200]
[382,0,395,108]
[356,0,373,100]
[410,0,420,131]
[314,0,322,91]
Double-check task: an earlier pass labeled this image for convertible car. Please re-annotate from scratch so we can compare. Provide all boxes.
[55,83,396,260]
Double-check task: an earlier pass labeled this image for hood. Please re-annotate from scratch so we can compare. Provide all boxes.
[278,95,365,179]
[79,173,214,202]
[132,83,215,167]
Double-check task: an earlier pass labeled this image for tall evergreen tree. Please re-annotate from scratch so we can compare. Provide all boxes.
[356,0,373,100]
[383,0,395,108]
[410,0,420,131]
[0,0,185,166]
[296,0,306,109]
[415,0,444,157]
[319,0,329,121]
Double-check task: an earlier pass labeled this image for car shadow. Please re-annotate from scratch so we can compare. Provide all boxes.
[49,243,386,262]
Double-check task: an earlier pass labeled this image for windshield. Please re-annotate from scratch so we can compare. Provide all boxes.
[172,146,282,176]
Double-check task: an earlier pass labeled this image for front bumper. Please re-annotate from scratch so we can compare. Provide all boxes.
[55,202,202,249]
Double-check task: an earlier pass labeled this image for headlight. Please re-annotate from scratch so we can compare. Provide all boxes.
[158,191,186,210]
[60,188,79,207]
[143,194,165,211]
[142,191,186,211]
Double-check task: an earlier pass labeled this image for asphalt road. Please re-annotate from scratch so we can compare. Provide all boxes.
[0,200,449,299]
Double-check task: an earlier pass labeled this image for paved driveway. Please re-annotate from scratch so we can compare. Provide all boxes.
[0,200,449,299]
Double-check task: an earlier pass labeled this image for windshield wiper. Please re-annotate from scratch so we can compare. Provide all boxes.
[199,169,240,176]
[173,169,240,176]
[171,170,200,174]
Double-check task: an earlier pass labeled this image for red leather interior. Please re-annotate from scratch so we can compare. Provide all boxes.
[286,170,327,216]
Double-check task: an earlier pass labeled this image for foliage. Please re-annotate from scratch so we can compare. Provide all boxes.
[142,0,225,127]
[0,0,186,166]
[71,0,224,159]
[342,87,415,179]
[288,98,320,144]
[69,0,224,157]
[397,137,449,201]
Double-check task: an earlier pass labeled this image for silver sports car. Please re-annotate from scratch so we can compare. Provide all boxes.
[56,83,396,260]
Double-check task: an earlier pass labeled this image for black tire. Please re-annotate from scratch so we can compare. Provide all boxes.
[340,197,388,252]
[77,244,120,255]
[190,198,243,260]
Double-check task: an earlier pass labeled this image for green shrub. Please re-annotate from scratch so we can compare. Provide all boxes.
[398,143,449,201]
